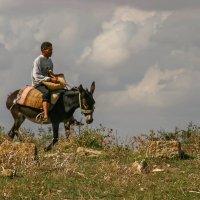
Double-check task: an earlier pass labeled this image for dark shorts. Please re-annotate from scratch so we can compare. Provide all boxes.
[35,84,51,103]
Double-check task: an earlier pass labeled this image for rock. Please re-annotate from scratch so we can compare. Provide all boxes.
[146,140,181,158]
[76,147,102,156]
[1,167,16,177]
[152,168,165,172]
[0,140,38,163]
[131,159,149,173]
[44,152,73,158]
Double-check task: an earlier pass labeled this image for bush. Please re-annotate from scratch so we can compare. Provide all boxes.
[74,128,104,149]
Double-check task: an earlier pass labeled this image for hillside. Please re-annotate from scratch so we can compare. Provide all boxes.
[0,124,199,200]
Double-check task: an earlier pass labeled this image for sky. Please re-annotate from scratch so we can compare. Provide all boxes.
[1,0,200,137]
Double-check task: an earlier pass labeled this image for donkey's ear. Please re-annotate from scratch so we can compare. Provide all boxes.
[90,81,95,94]
[78,84,84,93]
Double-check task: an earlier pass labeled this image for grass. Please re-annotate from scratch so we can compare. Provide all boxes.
[0,124,200,199]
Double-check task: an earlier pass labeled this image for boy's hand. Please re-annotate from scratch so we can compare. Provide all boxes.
[48,70,54,77]
[51,76,59,83]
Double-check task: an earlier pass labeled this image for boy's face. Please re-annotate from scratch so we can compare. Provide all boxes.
[42,46,53,58]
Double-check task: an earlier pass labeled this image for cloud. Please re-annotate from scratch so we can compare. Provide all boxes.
[97,65,185,108]
[0,11,78,53]
[78,6,171,68]
[126,65,185,106]
[33,12,78,48]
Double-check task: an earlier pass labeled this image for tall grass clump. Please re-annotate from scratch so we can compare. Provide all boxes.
[128,122,200,159]
[65,124,119,151]
[0,126,7,143]
[74,127,104,149]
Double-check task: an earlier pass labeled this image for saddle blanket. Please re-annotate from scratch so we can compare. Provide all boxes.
[17,86,60,110]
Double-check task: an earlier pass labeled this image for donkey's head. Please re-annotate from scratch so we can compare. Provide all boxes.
[78,82,95,124]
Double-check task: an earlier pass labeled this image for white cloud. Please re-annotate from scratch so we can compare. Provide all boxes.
[0,12,78,52]
[126,65,184,106]
[97,65,185,108]
[33,12,78,47]
[0,16,37,51]
[76,47,92,64]
[170,49,184,56]
[78,6,171,68]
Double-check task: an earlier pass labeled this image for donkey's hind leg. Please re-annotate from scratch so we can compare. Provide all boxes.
[8,112,25,140]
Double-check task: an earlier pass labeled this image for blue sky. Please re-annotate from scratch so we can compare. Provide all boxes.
[1,0,200,137]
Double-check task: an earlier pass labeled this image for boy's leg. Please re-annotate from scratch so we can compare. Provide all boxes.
[43,101,49,120]
[35,85,51,120]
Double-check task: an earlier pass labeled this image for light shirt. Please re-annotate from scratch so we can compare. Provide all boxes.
[31,55,53,86]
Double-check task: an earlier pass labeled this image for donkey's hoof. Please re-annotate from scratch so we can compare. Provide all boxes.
[8,132,15,140]
[44,145,52,152]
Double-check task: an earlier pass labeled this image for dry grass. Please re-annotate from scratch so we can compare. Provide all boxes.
[0,124,199,199]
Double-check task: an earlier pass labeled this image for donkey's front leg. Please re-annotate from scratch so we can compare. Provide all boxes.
[44,122,59,152]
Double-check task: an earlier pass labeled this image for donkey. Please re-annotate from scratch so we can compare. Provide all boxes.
[6,82,95,151]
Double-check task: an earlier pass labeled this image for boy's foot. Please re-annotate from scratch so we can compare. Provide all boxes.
[42,117,48,123]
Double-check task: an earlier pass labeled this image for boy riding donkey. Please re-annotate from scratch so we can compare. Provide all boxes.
[31,42,57,122]
[31,42,81,134]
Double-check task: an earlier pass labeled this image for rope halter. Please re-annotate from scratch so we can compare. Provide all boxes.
[79,92,94,115]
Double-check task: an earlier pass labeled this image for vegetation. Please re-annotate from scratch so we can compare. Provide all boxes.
[0,123,199,199]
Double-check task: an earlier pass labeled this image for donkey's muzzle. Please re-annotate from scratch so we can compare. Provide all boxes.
[85,115,93,124]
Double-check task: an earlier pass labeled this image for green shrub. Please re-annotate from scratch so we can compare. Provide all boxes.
[74,129,104,149]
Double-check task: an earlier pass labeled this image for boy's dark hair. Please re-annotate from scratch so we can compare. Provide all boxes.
[41,42,52,51]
